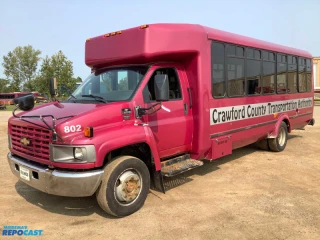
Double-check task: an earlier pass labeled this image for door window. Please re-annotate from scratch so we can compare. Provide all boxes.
[143,68,182,102]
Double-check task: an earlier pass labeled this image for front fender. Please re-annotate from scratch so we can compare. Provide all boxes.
[268,114,291,138]
[95,124,161,171]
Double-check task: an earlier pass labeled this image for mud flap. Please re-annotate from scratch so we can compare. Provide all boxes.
[150,168,165,193]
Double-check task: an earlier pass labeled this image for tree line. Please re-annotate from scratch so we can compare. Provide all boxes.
[0,45,82,97]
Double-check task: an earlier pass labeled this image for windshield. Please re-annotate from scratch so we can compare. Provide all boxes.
[70,66,148,103]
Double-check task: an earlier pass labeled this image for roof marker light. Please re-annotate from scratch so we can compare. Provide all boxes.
[117,30,122,34]
[111,32,116,36]
[140,25,148,29]
[86,38,91,42]
[103,33,110,38]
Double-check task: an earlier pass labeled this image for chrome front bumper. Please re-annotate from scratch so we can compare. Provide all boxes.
[7,153,104,197]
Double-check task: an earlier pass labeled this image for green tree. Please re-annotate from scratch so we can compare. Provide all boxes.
[51,51,76,96]
[0,78,10,92]
[2,45,41,91]
[35,51,76,97]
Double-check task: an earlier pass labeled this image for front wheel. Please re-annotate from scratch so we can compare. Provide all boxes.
[268,122,288,152]
[96,156,150,217]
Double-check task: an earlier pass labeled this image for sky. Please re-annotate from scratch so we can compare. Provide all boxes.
[1,0,320,81]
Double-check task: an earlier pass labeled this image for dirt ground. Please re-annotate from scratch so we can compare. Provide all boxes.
[0,107,320,240]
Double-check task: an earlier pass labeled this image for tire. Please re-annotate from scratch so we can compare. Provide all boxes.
[255,139,269,151]
[96,156,150,217]
[268,122,288,152]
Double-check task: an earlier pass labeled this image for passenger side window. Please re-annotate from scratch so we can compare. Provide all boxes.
[306,59,312,92]
[287,56,298,93]
[227,45,245,97]
[277,54,287,94]
[143,68,182,102]
[262,51,276,94]
[298,58,307,92]
[246,48,261,95]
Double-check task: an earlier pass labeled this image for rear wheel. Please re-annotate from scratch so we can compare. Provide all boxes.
[96,156,150,217]
[268,122,288,152]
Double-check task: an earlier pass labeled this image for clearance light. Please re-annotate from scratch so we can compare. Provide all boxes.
[84,126,93,138]
[140,24,148,29]
[111,32,116,36]
[104,33,110,38]
[86,38,91,42]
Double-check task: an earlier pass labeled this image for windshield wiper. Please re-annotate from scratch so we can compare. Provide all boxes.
[81,94,108,103]
[70,94,77,99]
[68,94,77,102]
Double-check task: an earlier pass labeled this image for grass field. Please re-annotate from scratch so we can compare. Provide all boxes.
[0,103,45,112]
[0,105,16,111]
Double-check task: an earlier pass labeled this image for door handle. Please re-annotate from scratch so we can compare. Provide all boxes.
[187,87,192,109]
[184,103,188,115]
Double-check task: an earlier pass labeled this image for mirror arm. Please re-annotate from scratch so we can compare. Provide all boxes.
[137,102,162,117]
[12,106,20,118]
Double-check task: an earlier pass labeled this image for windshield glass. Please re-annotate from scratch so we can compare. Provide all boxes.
[70,66,148,103]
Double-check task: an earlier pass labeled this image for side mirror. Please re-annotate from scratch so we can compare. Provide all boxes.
[154,74,169,102]
[13,94,35,111]
[49,77,57,97]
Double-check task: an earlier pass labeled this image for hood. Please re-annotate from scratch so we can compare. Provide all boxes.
[9,101,134,143]
[16,101,99,119]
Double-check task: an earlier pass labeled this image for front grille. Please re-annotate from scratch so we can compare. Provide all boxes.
[11,124,52,161]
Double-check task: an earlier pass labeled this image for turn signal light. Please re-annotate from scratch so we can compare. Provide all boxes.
[84,127,93,138]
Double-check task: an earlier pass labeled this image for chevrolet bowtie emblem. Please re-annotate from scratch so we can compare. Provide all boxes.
[20,137,31,146]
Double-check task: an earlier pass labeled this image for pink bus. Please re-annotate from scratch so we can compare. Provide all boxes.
[7,23,314,217]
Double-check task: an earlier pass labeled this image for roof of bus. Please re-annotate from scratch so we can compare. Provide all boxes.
[142,23,311,58]
[85,23,311,68]
[200,24,312,58]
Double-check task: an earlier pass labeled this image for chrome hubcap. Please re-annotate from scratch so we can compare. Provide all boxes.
[115,170,142,204]
[277,127,286,146]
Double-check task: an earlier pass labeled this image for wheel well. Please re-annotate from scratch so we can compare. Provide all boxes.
[104,143,153,169]
[282,119,291,133]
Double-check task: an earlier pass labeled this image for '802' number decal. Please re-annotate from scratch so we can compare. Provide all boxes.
[64,125,82,133]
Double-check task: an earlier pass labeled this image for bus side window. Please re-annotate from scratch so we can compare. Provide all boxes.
[277,54,287,94]
[306,59,312,92]
[262,52,275,94]
[211,42,226,98]
[227,44,245,97]
[288,56,298,93]
[246,48,261,95]
[298,57,307,92]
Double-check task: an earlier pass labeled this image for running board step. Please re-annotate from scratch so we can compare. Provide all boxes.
[161,154,203,177]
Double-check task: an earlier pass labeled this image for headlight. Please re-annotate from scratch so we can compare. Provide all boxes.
[74,147,85,160]
[50,145,96,163]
